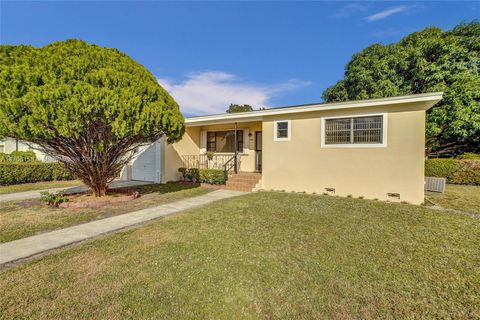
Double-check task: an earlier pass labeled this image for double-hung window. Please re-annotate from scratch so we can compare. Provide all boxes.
[322,114,386,147]
[206,130,244,153]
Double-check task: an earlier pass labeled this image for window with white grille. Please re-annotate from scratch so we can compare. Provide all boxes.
[323,115,385,146]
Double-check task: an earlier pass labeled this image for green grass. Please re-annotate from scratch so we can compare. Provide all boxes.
[1,192,478,319]
[425,184,480,215]
[0,180,81,194]
[0,183,209,243]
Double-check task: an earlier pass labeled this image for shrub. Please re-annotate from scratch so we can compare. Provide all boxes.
[425,159,460,181]
[40,191,69,207]
[452,160,480,185]
[425,159,480,185]
[10,151,37,162]
[178,167,187,181]
[199,169,226,185]
[185,168,200,183]
[0,162,73,185]
[456,153,480,160]
[179,168,226,185]
[0,151,37,162]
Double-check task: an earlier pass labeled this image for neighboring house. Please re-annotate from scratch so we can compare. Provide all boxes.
[0,138,51,161]
[148,92,442,204]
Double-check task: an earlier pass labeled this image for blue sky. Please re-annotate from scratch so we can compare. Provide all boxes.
[1,1,478,116]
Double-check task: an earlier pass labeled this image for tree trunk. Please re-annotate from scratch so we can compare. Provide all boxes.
[33,123,143,198]
[82,174,111,197]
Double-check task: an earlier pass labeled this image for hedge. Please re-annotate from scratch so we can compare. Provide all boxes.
[0,151,37,162]
[0,162,73,185]
[425,159,480,185]
[199,169,226,185]
[456,153,480,160]
[179,168,226,185]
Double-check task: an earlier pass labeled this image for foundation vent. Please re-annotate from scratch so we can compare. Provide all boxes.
[325,188,335,195]
[387,193,400,200]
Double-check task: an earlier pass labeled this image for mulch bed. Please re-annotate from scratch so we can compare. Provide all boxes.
[59,190,140,209]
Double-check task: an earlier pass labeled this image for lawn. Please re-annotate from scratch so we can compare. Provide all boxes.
[1,192,478,319]
[0,180,82,194]
[425,184,480,215]
[0,183,209,243]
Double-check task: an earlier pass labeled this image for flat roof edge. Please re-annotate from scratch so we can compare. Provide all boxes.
[185,92,443,125]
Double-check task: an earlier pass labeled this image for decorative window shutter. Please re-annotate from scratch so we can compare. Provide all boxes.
[200,131,207,154]
[243,129,249,154]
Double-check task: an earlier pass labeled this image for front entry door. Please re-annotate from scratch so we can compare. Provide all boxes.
[255,131,262,172]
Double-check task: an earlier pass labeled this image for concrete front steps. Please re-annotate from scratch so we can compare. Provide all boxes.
[225,172,262,192]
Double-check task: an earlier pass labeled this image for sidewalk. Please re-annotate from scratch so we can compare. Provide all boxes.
[0,189,245,266]
[0,180,153,203]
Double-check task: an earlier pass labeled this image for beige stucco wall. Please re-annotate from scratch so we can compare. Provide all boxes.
[163,126,201,182]
[261,102,426,204]
[165,102,427,204]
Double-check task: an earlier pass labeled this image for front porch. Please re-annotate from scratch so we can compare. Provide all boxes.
[182,154,243,172]
[164,120,263,191]
[181,154,262,192]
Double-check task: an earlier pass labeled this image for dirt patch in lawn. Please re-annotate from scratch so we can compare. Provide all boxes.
[59,190,140,209]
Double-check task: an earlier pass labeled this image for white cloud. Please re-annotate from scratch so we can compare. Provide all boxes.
[157,71,311,116]
[366,6,410,22]
[329,3,368,19]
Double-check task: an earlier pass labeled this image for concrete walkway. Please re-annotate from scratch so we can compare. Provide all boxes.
[1,187,67,202]
[0,180,153,203]
[0,189,245,265]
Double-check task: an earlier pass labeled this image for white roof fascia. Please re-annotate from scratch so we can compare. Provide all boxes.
[185,92,443,126]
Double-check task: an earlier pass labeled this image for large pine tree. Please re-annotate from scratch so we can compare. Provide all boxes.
[0,40,185,196]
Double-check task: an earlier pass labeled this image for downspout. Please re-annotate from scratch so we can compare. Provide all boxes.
[234,122,238,173]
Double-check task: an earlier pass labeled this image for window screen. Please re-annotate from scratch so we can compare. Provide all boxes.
[276,121,289,139]
[325,115,383,145]
[206,130,243,153]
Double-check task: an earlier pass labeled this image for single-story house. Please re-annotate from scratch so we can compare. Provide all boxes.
[3,92,442,204]
[123,92,443,204]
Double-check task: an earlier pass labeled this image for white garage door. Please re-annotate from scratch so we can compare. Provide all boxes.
[131,140,162,183]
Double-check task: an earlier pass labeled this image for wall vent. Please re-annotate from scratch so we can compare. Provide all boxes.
[387,193,400,200]
[325,187,335,195]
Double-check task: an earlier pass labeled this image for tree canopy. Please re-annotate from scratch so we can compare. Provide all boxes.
[322,21,480,157]
[226,104,254,113]
[0,39,185,196]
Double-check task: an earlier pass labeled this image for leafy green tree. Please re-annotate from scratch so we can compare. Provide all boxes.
[0,40,185,196]
[226,104,254,113]
[322,21,480,157]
